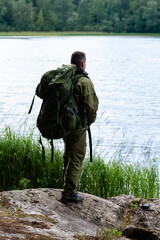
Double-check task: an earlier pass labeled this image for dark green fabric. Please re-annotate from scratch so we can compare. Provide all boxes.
[74,75,99,127]
[63,129,86,196]
[36,64,82,139]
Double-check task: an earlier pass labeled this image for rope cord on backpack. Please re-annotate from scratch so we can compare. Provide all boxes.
[88,126,93,163]
[39,136,45,161]
[50,139,54,163]
[28,94,36,114]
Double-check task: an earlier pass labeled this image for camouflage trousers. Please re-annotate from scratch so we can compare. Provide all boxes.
[62,129,86,196]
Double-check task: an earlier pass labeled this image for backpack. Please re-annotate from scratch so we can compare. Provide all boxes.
[36,64,82,139]
[28,64,92,162]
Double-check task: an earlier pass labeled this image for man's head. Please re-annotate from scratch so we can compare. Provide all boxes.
[71,51,86,71]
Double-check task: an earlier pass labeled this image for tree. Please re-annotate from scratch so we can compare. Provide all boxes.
[0,0,7,24]
[68,11,79,30]
[77,0,90,28]
[3,0,15,30]
[35,0,56,31]
[43,9,57,31]
[121,15,130,32]
[28,0,35,30]
[106,0,121,18]
[90,0,106,25]
[73,0,81,8]
[36,0,51,11]
[112,13,121,32]
[35,9,44,30]
[143,0,160,32]
[127,1,142,32]
[12,0,34,31]
[53,0,75,30]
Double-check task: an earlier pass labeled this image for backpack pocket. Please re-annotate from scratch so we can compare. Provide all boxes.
[61,103,79,133]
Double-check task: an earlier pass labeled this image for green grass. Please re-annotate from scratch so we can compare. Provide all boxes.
[0,127,159,199]
[1,31,160,37]
[0,127,63,191]
[79,156,159,199]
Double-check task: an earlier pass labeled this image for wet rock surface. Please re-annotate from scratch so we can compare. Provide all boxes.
[0,188,159,239]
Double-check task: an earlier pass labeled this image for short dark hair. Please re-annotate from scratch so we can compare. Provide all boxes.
[71,51,86,68]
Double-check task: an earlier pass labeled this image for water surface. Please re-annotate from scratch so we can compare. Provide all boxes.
[0,36,160,162]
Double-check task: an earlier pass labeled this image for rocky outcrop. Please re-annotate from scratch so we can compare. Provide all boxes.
[109,195,160,240]
[0,188,159,240]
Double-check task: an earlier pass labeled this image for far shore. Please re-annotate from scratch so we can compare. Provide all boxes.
[0,31,160,37]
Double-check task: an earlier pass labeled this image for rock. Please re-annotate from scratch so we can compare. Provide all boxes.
[123,225,159,240]
[121,198,160,240]
[0,189,160,240]
[108,194,139,209]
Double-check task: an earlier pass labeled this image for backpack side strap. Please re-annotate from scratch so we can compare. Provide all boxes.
[39,135,45,162]
[87,126,92,163]
[39,137,54,163]
[28,94,36,114]
[50,139,54,163]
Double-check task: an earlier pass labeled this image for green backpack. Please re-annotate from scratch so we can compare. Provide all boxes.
[29,64,82,139]
[28,64,92,163]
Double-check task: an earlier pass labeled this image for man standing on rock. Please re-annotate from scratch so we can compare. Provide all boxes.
[60,51,99,203]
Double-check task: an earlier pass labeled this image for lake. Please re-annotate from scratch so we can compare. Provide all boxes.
[0,36,160,163]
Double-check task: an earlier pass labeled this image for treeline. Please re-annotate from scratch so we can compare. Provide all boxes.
[0,0,160,33]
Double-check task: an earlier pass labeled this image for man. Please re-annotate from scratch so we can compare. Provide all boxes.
[61,51,99,203]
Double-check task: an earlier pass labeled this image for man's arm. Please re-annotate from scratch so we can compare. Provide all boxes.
[77,77,99,126]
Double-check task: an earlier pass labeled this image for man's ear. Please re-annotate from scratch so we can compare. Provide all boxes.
[81,61,84,68]
[81,61,86,69]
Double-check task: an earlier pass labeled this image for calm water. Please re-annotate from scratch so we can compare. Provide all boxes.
[0,36,160,163]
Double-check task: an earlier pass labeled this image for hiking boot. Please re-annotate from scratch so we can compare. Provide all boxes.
[60,191,84,204]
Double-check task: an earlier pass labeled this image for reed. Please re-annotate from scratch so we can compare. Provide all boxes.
[79,156,159,199]
[0,127,159,199]
[0,127,63,191]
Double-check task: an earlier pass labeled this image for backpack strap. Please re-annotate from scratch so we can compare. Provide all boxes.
[39,136,54,163]
[28,94,36,114]
[39,135,45,162]
[50,139,54,163]
[87,126,92,163]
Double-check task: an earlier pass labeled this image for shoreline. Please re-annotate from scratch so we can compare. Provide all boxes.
[0,31,160,37]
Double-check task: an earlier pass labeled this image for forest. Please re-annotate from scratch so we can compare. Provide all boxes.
[0,0,160,33]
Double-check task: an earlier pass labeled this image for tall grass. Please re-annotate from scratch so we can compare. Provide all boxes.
[79,156,159,198]
[0,127,159,198]
[0,127,63,191]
